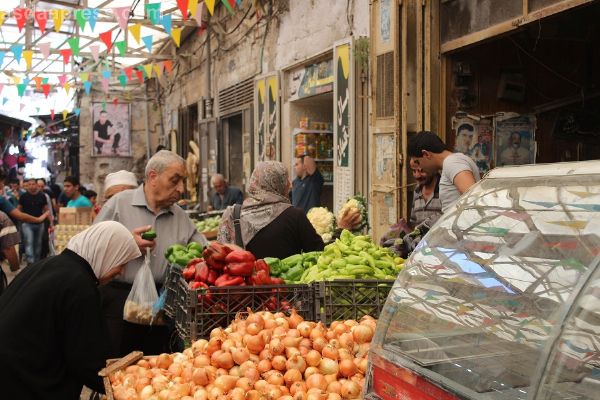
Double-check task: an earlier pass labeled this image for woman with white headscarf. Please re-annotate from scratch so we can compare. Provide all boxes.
[0,221,141,400]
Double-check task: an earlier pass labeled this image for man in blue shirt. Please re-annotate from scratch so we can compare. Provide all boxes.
[208,174,243,211]
[291,156,324,213]
[63,176,93,208]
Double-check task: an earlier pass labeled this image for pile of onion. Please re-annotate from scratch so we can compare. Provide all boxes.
[109,309,376,400]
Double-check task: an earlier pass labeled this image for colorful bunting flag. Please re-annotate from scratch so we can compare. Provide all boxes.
[80,72,89,82]
[14,8,31,32]
[64,82,71,96]
[38,42,51,60]
[113,7,131,31]
[143,64,154,79]
[90,45,100,62]
[17,83,27,97]
[114,40,127,56]
[113,98,119,106]
[124,67,133,80]
[74,108,81,116]
[74,9,87,30]
[189,0,199,21]
[129,23,142,44]
[101,78,109,93]
[33,77,43,89]
[23,50,33,70]
[161,14,172,34]
[135,70,144,82]
[102,70,112,79]
[142,35,154,52]
[222,0,235,15]
[36,107,40,113]
[83,81,92,95]
[62,110,68,121]
[177,0,189,21]
[0,11,6,27]
[0,84,4,95]
[2,98,8,106]
[59,49,72,64]
[50,109,55,120]
[42,77,49,84]
[88,9,99,31]
[12,76,21,85]
[53,9,68,32]
[206,0,216,15]
[58,74,67,86]
[163,60,174,74]
[194,1,204,27]
[20,103,26,112]
[34,11,48,34]
[11,44,24,64]
[153,64,163,78]
[0,51,5,68]
[145,3,162,25]
[67,37,80,56]
[172,27,182,47]
[119,74,128,88]
[99,30,113,51]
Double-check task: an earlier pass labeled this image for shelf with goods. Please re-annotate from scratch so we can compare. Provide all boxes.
[292,127,334,185]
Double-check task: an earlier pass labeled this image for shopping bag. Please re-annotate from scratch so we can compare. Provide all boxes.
[123,250,159,325]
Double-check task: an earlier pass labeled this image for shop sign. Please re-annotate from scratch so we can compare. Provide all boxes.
[289,60,333,101]
[254,74,280,164]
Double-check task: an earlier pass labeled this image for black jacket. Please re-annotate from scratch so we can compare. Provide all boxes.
[0,250,108,399]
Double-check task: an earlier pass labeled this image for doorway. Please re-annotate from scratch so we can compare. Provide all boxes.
[220,113,244,190]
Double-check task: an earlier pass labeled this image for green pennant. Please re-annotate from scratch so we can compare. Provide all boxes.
[118,74,128,88]
[102,101,107,111]
[138,64,147,78]
[36,107,40,113]
[74,10,87,30]
[145,3,161,25]
[42,77,49,84]
[114,40,127,56]
[67,37,80,56]
[17,83,27,97]
[221,0,234,14]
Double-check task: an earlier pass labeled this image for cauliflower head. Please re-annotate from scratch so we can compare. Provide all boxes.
[307,207,335,242]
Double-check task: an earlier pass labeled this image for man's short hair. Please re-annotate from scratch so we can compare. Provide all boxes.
[211,174,225,186]
[408,131,448,158]
[100,110,108,115]
[37,178,47,184]
[145,150,185,178]
[86,190,97,198]
[64,176,80,187]
[8,178,19,185]
[24,178,36,183]
[457,124,474,133]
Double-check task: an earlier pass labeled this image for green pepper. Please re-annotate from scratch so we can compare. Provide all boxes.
[141,230,157,240]
[331,259,347,270]
[284,264,305,282]
[344,265,373,275]
[282,254,302,266]
[187,242,204,253]
[345,255,366,265]
[340,229,354,244]
[375,259,395,272]
[175,252,195,266]
[360,251,377,268]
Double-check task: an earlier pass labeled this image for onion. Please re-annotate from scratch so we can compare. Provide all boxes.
[284,368,303,385]
[215,368,229,377]
[254,379,268,392]
[231,347,250,365]
[212,351,234,369]
[266,386,283,399]
[210,328,224,339]
[325,330,336,341]
[267,371,285,386]
[306,350,322,367]
[338,333,354,351]
[307,389,328,400]
[259,348,273,361]
[338,349,353,361]
[352,325,374,344]
[246,322,262,335]
[344,320,358,328]
[244,367,260,382]
[312,337,328,353]
[280,396,294,400]
[229,387,245,400]
[300,338,313,349]
[236,377,253,390]
[327,381,341,394]
[193,387,208,400]
[221,339,235,352]
[139,385,154,399]
[271,355,287,371]
[192,368,211,386]
[257,359,272,373]
[322,345,339,361]
[297,322,314,338]
[310,324,326,341]
[246,313,265,330]
[265,318,277,329]
[324,374,338,384]
[246,390,261,400]
[327,393,342,400]
[213,375,237,392]
[357,358,368,374]
[286,346,301,359]
[276,318,291,329]
[287,328,300,338]
[194,355,210,367]
[304,366,320,379]
[156,354,172,370]
[181,367,193,382]
[206,338,222,356]
[207,386,223,400]
[172,383,192,397]
[229,366,241,377]
[288,309,304,328]
[244,334,266,354]
[306,374,328,391]
[319,358,339,376]
[339,359,357,378]
[273,326,288,338]
[340,381,361,399]
[270,338,285,355]
[294,391,308,400]
[286,354,307,373]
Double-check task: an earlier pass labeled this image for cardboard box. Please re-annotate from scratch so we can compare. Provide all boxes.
[58,207,93,225]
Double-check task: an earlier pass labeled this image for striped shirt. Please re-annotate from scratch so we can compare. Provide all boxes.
[409,176,443,228]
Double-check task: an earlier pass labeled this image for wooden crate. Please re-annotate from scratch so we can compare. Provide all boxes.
[99,351,145,400]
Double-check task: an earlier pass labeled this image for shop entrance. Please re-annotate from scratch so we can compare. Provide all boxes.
[220,113,244,190]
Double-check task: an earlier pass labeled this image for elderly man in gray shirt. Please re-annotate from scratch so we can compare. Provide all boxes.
[95,150,207,357]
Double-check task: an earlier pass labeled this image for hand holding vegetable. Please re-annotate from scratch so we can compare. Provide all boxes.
[133,225,156,251]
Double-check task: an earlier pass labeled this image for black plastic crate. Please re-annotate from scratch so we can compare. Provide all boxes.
[176,283,315,341]
[163,265,183,319]
[314,279,395,324]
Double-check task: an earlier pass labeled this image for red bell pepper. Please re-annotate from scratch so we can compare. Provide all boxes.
[214,273,245,287]
[224,261,254,277]
[264,296,278,311]
[194,261,210,283]
[189,281,204,289]
[182,264,196,281]
[225,250,256,264]
[280,300,291,311]
[203,243,230,262]
[254,259,270,275]
[206,269,218,285]
[195,282,213,305]
[270,277,285,285]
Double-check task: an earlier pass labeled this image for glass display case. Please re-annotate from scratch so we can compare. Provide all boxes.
[365,160,600,400]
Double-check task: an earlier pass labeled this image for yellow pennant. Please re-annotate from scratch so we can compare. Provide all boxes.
[64,82,71,95]
[80,72,89,82]
[129,23,142,44]
[189,0,199,19]
[172,27,182,47]
[0,11,6,27]
[62,110,68,120]
[12,76,21,85]
[53,10,68,32]
[143,64,154,79]
[205,0,215,15]
[153,64,162,78]
[23,50,33,70]
[547,220,588,230]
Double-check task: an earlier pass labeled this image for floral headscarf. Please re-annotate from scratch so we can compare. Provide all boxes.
[218,161,291,247]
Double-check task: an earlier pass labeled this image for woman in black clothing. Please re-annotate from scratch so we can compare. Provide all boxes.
[218,161,324,259]
[0,221,141,400]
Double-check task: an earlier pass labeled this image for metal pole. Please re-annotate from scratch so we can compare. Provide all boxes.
[144,85,151,159]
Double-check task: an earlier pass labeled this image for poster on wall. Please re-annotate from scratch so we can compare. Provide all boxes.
[288,60,334,102]
[495,113,536,167]
[255,79,266,163]
[333,39,354,212]
[380,0,391,43]
[267,76,279,160]
[91,103,131,157]
[452,113,494,174]
[254,74,280,165]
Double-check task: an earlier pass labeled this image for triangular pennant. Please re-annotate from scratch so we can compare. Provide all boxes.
[67,37,80,56]
[102,70,112,79]
[23,77,30,86]
[80,72,89,82]
[12,76,21,85]
[102,101,107,111]
[119,74,128,88]
[64,82,71,96]
[90,45,100,62]
[0,51,4,68]
[142,35,154,52]
[53,9,68,32]
[124,67,133,80]
[14,8,31,32]
[189,0,199,20]
[38,42,51,60]
[114,40,127,56]
[206,0,216,15]
[17,83,27,97]
[129,23,142,44]
[50,109,55,120]
[88,9,99,31]
[74,9,87,30]
[34,11,48,34]
[113,7,131,31]
[33,77,43,89]
[172,27,182,47]
[42,77,49,84]
[153,64,162,78]
[193,0,204,26]
[143,64,154,79]
[58,74,67,86]
[20,103,26,112]
[0,84,4,95]
[99,30,113,51]
[62,110,68,121]
[161,14,172,34]
[221,0,235,15]
[59,49,72,64]
[74,108,81,116]
[2,97,8,106]
[236,0,242,5]
[0,11,6,27]
[135,70,144,82]
[163,60,174,74]
[11,44,24,64]
[36,107,40,113]
[177,0,189,21]
[23,50,33,70]
[113,98,119,106]
[84,81,92,95]
[101,78,109,93]
[146,3,162,25]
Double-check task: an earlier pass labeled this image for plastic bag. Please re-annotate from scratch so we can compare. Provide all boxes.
[123,251,159,325]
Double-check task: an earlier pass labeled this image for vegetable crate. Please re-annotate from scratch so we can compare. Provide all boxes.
[163,265,183,319]
[175,283,315,341]
[313,280,395,324]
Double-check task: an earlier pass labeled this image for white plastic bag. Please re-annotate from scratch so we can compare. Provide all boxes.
[123,251,159,325]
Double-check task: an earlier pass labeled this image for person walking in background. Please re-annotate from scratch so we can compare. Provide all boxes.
[291,156,324,213]
[6,179,25,208]
[18,179,50,265]
[208,174,243,211]
[63,176,93,208]
[0,210,21,295]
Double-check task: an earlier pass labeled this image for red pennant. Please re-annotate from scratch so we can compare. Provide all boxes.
[163,60,173,74]
[124,67,133,80]
[135,70,144,82]
[42,84,51,98]
[50,109,55,120]
[59,49,72,64]
[14,8,31,32]
[113,98,119,105]
[99,30,113,51]
[34,11,48,34]
[177,0,189,21]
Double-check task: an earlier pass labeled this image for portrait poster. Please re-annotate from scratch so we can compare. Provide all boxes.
[495,114,536,167]
[452,113,494,175]
[91,103,131,157]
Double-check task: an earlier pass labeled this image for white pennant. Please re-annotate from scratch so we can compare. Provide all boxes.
[39,42,51,60]
[90,45,100,62]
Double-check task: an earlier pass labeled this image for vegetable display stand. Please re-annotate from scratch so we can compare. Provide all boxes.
[314,279,394,324]
[99,351,145,400]
[163,265,182,318]
[175,282,315,341]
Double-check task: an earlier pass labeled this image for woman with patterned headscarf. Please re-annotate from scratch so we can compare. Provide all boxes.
[218,161,323,259]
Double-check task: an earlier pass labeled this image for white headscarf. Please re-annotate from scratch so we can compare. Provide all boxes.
[66,221,141,279]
